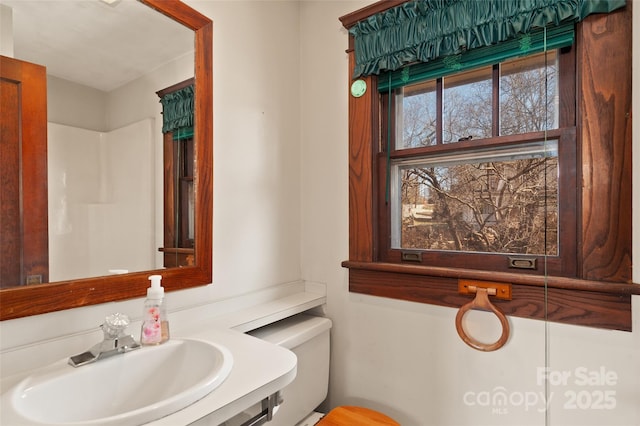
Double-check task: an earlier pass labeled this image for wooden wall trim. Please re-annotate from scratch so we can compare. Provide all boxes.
[343,261,640,296]
[339,0,408,29]
[347,52,376,262]
[0,56,49,287]
[577,6,633,283]
[340,3,634,332]
[348,268,632,331]
[193,19,213,284]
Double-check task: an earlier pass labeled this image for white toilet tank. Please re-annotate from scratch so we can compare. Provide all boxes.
[248,314,332,426]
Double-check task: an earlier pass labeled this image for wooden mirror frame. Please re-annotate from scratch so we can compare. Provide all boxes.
[0,0,213,321]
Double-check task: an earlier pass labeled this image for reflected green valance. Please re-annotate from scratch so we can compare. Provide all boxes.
[173,126,193,141]
[350,0,626,77]
[159,85,194,134]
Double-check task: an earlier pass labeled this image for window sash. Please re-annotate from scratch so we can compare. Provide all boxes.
[379,44,574,275]
[390,140,559,254]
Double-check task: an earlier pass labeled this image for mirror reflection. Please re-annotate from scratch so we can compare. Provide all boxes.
[0,0,194,287]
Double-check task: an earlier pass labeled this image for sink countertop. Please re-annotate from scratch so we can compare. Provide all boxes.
[149,283,324,424]
[148,285,325,424]
[0,327,296,426]
[148,327,297,425]
[0,283,325,425]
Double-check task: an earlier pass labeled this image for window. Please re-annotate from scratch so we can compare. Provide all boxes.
[172,130,195,250]
[392,141,559,255]
[157,79,196,268]
[379,50,575,277]
[340,1,634,331]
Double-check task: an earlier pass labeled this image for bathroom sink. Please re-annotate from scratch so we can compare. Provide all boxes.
[2,339,233,425]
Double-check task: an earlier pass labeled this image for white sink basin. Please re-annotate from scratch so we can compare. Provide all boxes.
[2,339,233,425]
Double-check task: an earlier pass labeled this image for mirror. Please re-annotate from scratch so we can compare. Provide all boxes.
[0,0,213,320]
[3,0,194,284]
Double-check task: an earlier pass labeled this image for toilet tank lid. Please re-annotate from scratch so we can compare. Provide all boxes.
[248,314,332,350]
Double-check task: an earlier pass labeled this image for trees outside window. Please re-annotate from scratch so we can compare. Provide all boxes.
[383,50,568,274]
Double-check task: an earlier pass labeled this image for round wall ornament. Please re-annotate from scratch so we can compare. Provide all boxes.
[350,79,367,98]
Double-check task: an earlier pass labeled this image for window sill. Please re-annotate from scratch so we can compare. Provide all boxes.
[342,260,638,331]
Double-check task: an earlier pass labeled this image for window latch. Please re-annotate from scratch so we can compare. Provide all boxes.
[401,250,422,262]
[508,257,537,270]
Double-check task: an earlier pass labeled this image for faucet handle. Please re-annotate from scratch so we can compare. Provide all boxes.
[103,313,131,338]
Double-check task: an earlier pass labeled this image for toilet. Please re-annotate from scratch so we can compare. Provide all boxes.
[234,313,399,426]
[246,313,332,425]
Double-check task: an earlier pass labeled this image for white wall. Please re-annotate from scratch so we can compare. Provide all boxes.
[47,123,101,280]
[299,1,639,426]
[47,120,155,282]
[47,76,108,131]
[0,5,13,57]
[199,0,302,296]
[1,1,637,425]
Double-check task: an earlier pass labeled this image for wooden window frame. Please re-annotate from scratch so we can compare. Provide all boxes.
[157,78,196,268]
[378,49,576,278]
[379,131,576,278]
[339,1,637,331]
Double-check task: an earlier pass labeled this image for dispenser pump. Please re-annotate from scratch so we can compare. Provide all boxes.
[147,274,164,299]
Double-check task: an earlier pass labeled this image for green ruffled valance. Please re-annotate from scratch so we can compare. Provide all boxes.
[159,85,194,134]
[350,0,626,77]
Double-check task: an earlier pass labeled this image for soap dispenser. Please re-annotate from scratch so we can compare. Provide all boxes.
[140,275,170,345]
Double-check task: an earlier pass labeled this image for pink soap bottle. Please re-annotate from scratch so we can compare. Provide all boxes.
[140,275,170,345]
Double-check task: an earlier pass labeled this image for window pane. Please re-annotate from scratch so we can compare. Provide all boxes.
[188,181,194,241]
[500,50,559,135]
[443,67,493,143]
[393,142,558,255]
[397,81,437,149]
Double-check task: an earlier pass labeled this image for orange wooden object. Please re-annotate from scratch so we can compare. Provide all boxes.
[0,55,49,287]
[317,406,400,426]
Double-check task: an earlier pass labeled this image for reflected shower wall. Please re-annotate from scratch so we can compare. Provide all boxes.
[47,119,157,282]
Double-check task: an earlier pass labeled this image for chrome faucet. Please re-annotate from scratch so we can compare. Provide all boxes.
[69,313,140,367]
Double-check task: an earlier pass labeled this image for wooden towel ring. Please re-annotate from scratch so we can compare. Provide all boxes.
[455,286,510,352]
